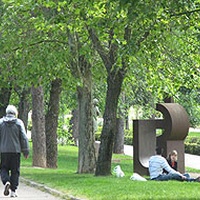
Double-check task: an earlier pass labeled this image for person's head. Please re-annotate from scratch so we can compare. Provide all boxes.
[6,105,18,117]
[169,150,178,162]
[155,147,163,155]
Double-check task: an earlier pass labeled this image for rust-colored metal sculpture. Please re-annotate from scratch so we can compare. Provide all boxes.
[133,103,189,175]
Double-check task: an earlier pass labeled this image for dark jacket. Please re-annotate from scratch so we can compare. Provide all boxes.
[0,114,29,157]
[167,159,178,171]
[163,158,178,174]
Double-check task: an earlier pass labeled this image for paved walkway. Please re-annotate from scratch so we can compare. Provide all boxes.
[0,181,63,200]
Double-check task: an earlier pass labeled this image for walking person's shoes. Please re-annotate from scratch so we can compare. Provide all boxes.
[10,191,17,198]
[4,181,10,196]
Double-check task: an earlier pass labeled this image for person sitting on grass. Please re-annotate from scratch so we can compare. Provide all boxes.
[149,147,200,182]
[166,150,178,170]
[163,150,178,174]
[164,149,194,180]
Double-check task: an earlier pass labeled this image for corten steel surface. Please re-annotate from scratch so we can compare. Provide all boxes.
[156,103,189,173]
[133,103,189,175]
[133,120,157,175]
[156,103,189,140]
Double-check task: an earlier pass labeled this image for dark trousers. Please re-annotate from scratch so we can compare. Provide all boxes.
[1,153,21,192]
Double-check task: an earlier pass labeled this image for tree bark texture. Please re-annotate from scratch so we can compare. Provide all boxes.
[45,78,62,168]
[77,55,96,173]
[68,32,96,173]
[69,109,79,146]
[0,87,12,118]
[77,85,96,173]
[31,85,46,168]
[18,87,31,131]
[95,71,124,176]
[113,118,125,154]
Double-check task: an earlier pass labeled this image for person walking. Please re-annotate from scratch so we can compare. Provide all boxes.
[0,105,29,197]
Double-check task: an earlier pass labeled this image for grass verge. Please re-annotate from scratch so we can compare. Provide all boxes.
[21,145,200,200]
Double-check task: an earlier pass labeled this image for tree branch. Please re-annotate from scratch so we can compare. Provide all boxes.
[87,27,111,71]
[12,39,68,52]
[170,8,200,17]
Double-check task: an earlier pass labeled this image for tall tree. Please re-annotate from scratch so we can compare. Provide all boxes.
[88,28,127,175]
[0,87,12,118]
[45,78,62,168]
[16,87,31,130]
[31,85,46,168]
[69,32,96,173]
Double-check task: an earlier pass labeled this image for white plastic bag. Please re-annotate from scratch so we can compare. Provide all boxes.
[130,173,147,181]
[113,165,125,178]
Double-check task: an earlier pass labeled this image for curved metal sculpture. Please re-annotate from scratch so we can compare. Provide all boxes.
[156,103,189,140]
[133,103,189,175]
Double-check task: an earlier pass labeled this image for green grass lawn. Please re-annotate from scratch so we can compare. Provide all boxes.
[21,144,200,200]
[188,131,200,137]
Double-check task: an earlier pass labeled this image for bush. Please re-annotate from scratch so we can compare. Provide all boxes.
[185,137,200,155]
[124,129,133,145]
[124,136,133,145]
[57,116,74,145]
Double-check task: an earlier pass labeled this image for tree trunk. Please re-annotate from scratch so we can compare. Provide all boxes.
[88,27,128,175]
[31,85,46,168]
[45,78,62,168]
[0,87,12,118]
[68,31,96,173]
[113,118,124,154]
[77,85,96,173]
[77,55,96,173]
[69,109,79,146]
[95,70,124,176]
[18,88,31,131]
